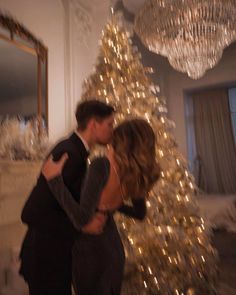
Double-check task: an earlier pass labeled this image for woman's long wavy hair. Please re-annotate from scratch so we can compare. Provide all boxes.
[111,118,160,199]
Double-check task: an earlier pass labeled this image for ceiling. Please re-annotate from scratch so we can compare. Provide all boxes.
[119,0,236,80]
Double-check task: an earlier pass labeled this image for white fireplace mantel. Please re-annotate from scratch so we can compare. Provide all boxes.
[0,160,41,243]
[0,160,42,294]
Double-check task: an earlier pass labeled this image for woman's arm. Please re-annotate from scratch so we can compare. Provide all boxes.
[46,157,109,231]
[118,198,146,220]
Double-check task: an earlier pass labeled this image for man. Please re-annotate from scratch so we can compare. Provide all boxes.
[19,99,115,295]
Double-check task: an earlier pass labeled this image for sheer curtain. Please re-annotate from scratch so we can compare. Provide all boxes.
[192,88,236,194]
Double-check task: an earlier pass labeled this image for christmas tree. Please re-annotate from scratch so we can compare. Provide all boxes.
[82,13,217,295]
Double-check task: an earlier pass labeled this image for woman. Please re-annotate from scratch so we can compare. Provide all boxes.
[42,118,160,295]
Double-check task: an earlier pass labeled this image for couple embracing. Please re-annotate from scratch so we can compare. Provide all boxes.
[19,99,160,295]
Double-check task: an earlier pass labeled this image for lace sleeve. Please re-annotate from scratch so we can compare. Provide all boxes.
[48,157,109,230]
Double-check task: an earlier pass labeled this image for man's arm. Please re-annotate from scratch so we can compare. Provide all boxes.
[21,147,86,234]
[21,188,72,235]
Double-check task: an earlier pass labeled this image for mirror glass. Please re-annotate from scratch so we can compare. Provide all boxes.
[0,28,47,127]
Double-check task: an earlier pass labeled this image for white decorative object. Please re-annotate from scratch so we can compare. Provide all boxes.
[198,194,236,232]
[0,118,48,161]
[134,0,236,79]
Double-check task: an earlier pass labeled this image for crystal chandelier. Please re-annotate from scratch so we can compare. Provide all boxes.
[134,0,236,79]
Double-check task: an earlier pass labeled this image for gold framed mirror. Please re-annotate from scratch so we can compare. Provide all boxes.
[0,12,48,129]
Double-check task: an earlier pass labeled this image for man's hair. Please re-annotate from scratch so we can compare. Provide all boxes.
[75,99,115,130]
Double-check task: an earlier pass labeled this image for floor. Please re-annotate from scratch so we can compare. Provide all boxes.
[0,228,235,294]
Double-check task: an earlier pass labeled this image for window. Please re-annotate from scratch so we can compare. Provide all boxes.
[185,85,236,182]
[228,88,236,144]
[184,94,196,174]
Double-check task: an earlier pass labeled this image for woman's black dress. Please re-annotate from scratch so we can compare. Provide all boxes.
[48,157,146,295]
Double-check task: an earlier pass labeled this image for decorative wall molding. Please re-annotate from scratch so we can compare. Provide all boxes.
[61,0,94,131]
[61,0,111,132]
[70,0,92,46]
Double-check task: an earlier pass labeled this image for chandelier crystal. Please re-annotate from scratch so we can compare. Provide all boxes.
[134,0,236,79]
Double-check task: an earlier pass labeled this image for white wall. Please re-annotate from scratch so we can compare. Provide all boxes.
[0,0,113,140]
[164,43,236,158]
[0,0,66,142]
[63,0,110,130]
[5,0,234,159]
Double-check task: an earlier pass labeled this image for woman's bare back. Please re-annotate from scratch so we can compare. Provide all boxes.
[98,155,124,212]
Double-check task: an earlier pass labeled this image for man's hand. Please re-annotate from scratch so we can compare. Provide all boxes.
[82,212,107,235]
[42,153,68,180]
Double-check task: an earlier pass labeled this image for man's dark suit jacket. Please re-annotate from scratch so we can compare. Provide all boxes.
[19,132,89,287]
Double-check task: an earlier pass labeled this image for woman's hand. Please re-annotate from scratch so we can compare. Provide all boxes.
[82,212,107,235]
[42,153,68,180]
